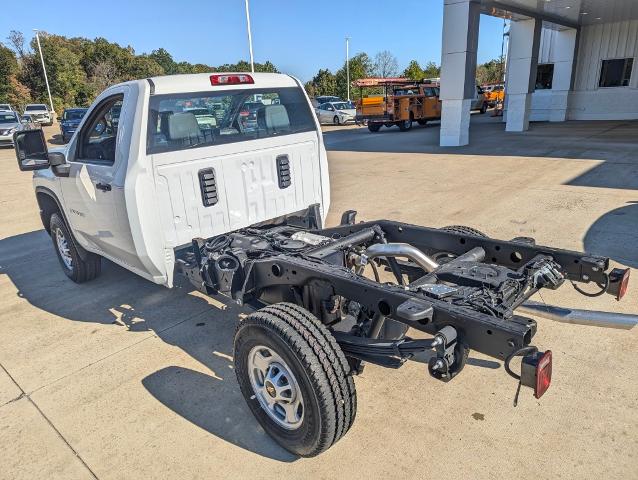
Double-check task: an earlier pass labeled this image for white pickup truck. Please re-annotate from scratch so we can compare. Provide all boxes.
[23,103,54,126]
[13,72,634,457]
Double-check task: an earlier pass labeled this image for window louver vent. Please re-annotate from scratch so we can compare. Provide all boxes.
[276,155,291,189]
[198,168,218,207]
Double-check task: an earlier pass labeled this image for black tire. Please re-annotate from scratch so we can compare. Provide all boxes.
[333,115,340,125]
[417,119,428,126]
[397,118,412,131]
[367,123,381,132]
[50,213,102,283]
[234,302,356,457]
[440,225,488,237]
[480,103,487,114]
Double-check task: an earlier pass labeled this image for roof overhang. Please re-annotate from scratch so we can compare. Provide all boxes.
[480,0,638,30]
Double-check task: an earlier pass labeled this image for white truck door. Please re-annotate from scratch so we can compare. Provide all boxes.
[59,87,145,273]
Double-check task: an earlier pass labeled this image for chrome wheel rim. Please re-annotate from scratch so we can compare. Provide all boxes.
[247,345,304,430]
[55,227,73,270]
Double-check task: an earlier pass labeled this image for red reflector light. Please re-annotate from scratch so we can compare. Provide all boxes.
[534,350,552,399]
[520,349,552,399]
[618,269,630,301]
[210,74,254,85]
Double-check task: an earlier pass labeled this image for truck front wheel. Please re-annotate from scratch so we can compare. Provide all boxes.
[50,213,102,283]
[367,123,381,132]
[234,302,356,457]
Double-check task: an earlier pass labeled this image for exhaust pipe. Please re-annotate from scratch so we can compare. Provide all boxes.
[363,243,440,273]
[518,301,638,330]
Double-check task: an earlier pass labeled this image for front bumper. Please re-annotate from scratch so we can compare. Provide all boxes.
[0,134,14,146]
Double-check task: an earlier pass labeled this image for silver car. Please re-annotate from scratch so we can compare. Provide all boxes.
[315,101,357,125]
[0,111,27,147]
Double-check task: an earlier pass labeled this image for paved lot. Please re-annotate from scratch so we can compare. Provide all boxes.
[1,117,637,479]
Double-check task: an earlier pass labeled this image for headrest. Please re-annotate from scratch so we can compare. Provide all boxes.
[260,105,290,131]
[167,112,200,140]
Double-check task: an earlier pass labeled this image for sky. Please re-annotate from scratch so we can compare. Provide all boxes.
[2,0,506,82]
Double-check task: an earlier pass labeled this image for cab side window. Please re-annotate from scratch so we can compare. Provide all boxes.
[77,95,123,165]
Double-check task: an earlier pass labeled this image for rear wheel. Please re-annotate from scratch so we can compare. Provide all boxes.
[441,225,488,238]
[397,118,412,131]
[434,225,489,264]
[367,123,381,132]
[50,213,101,283]
[417,119,428,126]
[234,302,356,457]
[480,103,487,114]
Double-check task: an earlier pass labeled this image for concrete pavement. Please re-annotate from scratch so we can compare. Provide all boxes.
[0,118,636,479]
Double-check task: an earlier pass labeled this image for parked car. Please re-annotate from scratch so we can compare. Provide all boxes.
[20,114,39,130]
[23,104,53,126]
[312,95,342,107]
[0,104,13,112]
[316,101,356,125]
[59,108,89,143]
[0,111,27,147]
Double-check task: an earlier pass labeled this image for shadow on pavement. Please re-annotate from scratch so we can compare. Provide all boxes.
[0,229,296,462]
[584,201,638,268]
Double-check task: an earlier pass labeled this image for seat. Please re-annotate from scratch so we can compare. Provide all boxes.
[167,112,201,141]
[257,105,290,135]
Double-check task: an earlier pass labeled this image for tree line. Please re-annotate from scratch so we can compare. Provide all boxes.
[304,50,505,99]
[0,30,278,112]
[0,31,506,111]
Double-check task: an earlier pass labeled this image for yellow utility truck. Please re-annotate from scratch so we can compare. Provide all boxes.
[354,77,441,132]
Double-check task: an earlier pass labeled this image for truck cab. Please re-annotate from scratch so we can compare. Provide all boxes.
[14,73,329,287]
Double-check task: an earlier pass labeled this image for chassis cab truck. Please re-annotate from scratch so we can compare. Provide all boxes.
[13,73,634,457]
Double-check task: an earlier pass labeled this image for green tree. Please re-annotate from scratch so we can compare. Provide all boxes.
[0,45,31,108]
[402,60,424,81]
[476,56,505,85]
[305,69,337,97]
[28,33,87,110]
[335,52,373,99]
[423,61,441,78]
[149,48,177,75]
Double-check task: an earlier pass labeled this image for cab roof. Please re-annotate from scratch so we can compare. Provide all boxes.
[145,72,299,95]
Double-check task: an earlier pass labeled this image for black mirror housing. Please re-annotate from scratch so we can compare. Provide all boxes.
[49,151,66,166]
[14,129,50,171]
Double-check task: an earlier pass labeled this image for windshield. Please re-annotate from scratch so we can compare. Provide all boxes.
[26,105,47,111]
[0,113,18,124]
[63,109,87,120]
[147,87,316,155]
[332,103,351,110]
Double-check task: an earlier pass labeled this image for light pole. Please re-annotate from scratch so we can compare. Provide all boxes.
[345,37,350,101]
[244,0,255,73]
[33,29,55,115]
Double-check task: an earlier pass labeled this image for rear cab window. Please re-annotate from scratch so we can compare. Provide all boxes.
[147,87,316,154]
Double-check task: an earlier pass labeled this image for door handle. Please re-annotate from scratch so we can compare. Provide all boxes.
[96,182,112,192]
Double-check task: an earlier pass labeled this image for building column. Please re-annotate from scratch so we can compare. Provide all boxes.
[549,28,578,122]
[439,0,480,147]
[505,18,542,132]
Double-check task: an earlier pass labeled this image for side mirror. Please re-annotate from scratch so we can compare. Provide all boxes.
[14,129,50,171]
